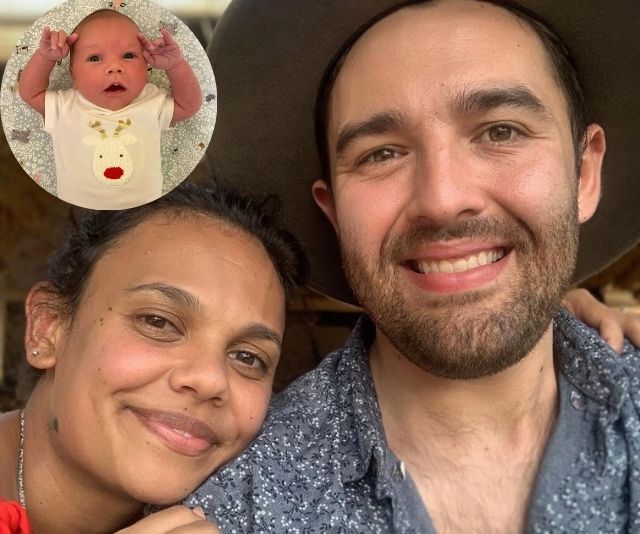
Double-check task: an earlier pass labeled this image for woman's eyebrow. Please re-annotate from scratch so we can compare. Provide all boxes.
[125,283,202,311]
[240,324,283,348]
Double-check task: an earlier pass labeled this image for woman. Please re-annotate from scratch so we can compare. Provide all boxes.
[0,182,307,533]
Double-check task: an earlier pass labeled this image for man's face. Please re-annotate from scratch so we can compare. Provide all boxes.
[71,15,148,111]
[315,0,603,378]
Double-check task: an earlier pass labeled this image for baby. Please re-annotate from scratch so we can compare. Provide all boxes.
[18,9,202,209]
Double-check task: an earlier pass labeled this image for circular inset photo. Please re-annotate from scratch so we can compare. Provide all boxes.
[1,0,217,210]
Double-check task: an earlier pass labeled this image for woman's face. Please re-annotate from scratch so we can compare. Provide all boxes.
[44,213,286,504]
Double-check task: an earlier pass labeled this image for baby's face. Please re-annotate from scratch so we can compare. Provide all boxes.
[71,16,148,111]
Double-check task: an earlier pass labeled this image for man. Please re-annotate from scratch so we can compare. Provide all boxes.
[189,0,640,531]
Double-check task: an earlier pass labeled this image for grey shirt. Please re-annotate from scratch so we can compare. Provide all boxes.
[188,311,640,533]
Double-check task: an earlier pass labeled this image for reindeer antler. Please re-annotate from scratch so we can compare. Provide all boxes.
[113,119,132,137]
[88,120,108,139]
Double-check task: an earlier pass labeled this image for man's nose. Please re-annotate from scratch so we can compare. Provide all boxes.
[405,140,487,227]
[168,350,230,404]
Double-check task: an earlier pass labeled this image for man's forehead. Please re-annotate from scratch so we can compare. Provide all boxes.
[329,0,554,121]
[342,0,542,70]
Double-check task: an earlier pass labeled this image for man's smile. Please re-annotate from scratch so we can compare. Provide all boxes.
[408,247,507,274]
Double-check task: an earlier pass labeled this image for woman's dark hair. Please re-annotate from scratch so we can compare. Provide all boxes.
[46,181,309,317]
[314,0,589,180]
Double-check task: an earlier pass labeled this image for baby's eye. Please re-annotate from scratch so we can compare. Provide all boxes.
[88,55,101,62]
[123,52,135,59]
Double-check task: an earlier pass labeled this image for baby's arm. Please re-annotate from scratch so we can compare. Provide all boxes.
[138,29,202,125]
[19,27,78,116]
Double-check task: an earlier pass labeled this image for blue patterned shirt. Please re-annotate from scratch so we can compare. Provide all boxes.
[188,311,640,532]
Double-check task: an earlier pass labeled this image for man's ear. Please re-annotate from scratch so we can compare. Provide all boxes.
[577,124,606,223]
[311,179,339,233]
[24,282,68,371]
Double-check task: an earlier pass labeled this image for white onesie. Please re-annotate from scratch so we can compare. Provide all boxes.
[44,83,174,209]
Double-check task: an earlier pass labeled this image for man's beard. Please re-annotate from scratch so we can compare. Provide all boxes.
[341,200,579,380]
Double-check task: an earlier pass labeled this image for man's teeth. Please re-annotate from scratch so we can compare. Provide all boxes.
[414,249,505,274]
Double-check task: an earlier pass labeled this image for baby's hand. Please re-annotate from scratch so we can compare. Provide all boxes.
[38,27,78,62]
[138,28,184,71]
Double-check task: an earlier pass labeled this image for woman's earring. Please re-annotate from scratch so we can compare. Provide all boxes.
[31,349,40,357]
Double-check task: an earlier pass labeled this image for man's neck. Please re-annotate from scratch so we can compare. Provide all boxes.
[369,324,559,533]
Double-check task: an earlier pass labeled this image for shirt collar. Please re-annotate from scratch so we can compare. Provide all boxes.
[336,316,408,499]
[338,310,632,493]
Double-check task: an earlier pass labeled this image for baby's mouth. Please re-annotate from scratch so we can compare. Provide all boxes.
[105,83,126,94]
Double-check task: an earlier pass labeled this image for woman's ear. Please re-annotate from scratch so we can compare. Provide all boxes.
[24,282,68,370]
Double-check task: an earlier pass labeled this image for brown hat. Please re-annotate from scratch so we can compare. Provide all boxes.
[206,0,640,304]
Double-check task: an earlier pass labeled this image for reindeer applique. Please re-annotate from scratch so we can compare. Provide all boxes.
[82,119,137,185]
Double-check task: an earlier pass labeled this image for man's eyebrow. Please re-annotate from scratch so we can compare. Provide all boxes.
[241,323,283,348]
[125,283,202,310]
[451,85,552,120]
[335,110,407,157]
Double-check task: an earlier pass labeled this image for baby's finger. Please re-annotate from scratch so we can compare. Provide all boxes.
[48,30,60,50]
[142,49,152,64]
[66,33,79,46]
[137,32,154,51]
[41,26,51,42]
[160,27,177,46]
[151,36,166,48]
[56,30,68,49]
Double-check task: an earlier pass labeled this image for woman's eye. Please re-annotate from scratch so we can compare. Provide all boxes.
[229,350,265,370]
[135,314,182,341]
[88,55,100,62]
[143,315,170,330]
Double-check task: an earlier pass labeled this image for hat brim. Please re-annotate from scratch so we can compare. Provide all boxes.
[207,0,640,304]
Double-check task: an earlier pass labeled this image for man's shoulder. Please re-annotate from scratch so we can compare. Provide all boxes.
[187,330,379,528]
[232,345,358,463]
[556,310,640,414]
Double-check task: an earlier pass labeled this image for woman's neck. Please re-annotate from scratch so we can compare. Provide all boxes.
[17,389,144,534]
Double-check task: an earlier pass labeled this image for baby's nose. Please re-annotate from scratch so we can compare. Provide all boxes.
[106,62,124,74]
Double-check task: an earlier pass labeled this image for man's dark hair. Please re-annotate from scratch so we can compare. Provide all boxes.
[314,0,589,180]
[45,181,309,318]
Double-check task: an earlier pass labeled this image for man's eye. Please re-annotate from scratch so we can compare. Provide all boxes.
[361,148,398,165]
[88,55,101,62]
[229,350,265,370]
[123,52,135,59]
[484,124,519,143]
